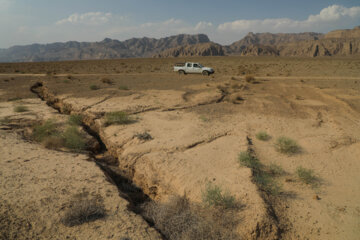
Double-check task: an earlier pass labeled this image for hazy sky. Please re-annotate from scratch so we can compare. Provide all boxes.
[1,0,360,48]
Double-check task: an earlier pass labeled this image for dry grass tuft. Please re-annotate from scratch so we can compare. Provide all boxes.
[275,136,301,154]
[256,131,271,141]
[89,85,100,90]
[296,166,318,186]
[101,77,113,84]
[245,75,255,83]
[13,105,29,112]
[104,111,134,126]
[62,192,106,227]
[141,195,240,240]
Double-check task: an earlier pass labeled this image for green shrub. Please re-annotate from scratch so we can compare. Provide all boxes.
[238,152,261,170]
[253,173,282,195]
[256,131,270,141]
[63,126,86,151]
[104,111,133,126]
[32,120,58,142]
[118,85,130,90]
[14,105,29,112]
[68,114,82,126]
[202,183,237,209]
[296,166,317,186]
[275,136,300,154]
[90,85,100,90]
[268,163,284,176]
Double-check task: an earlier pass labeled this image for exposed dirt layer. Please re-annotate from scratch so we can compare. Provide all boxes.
[1,56,360,240]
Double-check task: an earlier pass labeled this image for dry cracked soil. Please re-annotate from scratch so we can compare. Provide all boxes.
[0,56,360,240]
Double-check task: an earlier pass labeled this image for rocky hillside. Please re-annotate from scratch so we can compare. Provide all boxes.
[238,26,360,57]
[0,34,210,62]
[227,32,323,54]
[153,42,224,58]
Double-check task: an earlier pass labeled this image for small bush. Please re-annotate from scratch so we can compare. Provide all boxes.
[238,152,261,170]
[275,136,301,154]
[43,136,64,149]
[142,195,240,240]
[101,77,113,84]
[13,105,29,112]
[118,85,130,90]
[268,163,284,176]
[32,120,58,142]
[245,75,255,83]
[63,126,86,151]
[62,192,106,227]
[256,131,270,141]
[90,85,100,90]
[253,173,282,195]
[7,97,22,102]
[104,111,133,126]
[68,114,82,126]
[296,166,317,186]
[135,132,152,141]
[202,183,237,209]
[63,80,70,83]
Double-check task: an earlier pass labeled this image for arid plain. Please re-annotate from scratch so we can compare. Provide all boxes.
[1,56,360,240]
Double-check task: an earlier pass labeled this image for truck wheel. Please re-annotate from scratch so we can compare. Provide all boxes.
[179,70,185,75]
[202,71,209,76]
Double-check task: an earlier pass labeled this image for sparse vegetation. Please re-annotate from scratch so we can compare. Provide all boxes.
[7,97,22,102]
[32,120,59,142]
[202,183,237,209]
[296,166,318,186]
[43,135,64,149]
[118,85,130,90]
[62,192,106,227]
[238,151,262,170]
[134,131,152,141]
[63,126,86,151]
[68,114,82,126]
[199,115,210,122]
[256,131,271,141]
[275,136,301,154]
[238,151,282,195]
[245,75,255,83]
[90,85,100,90]
[101,77,113,84]
[13,105,29,112]
[142,195,240,240]
[268,163,285,176]
[253,173,282,196]
[104,111,133,126]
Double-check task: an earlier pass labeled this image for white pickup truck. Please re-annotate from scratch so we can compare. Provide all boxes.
[174,62,215,76]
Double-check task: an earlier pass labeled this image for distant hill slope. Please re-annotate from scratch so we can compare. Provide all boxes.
[153,42,224,58]
[237,26,360,57]
[1,26,359,62]
[0,34,210,62]
[227,32,323,54]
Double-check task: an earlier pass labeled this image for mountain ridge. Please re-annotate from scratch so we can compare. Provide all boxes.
[1,26,359,62]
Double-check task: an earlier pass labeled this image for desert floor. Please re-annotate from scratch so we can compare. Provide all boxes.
[1,56,359,240]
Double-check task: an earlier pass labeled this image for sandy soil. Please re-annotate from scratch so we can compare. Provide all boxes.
[1,56,359,239]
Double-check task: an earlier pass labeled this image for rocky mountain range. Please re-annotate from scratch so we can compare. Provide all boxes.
[0,34,210,62]
[0,26,359,62]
